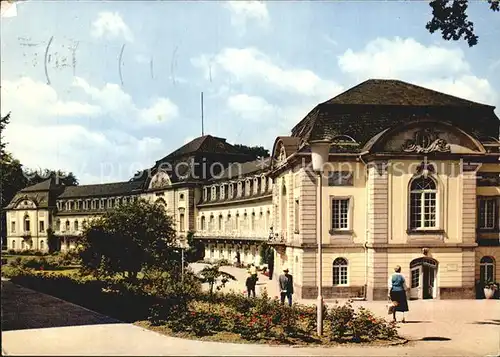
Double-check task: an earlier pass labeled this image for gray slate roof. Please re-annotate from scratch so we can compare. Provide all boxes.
[58,181,144,198]
[290,79,499,146]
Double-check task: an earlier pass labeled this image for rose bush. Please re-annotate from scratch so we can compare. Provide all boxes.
[326,300,398,343]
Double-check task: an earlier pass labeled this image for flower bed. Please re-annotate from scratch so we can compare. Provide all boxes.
[146,290,402,345]
[4,267,402,346]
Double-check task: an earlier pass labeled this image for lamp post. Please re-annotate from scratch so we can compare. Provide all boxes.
[179,237,189,282]
[309,140,330,336]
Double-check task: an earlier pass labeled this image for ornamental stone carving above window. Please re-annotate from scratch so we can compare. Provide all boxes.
[149,171,171,189]
[402,128,451,153]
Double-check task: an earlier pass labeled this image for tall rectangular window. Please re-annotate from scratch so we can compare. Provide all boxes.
[331,198,350,230]
[294,199,300,233]
[179,213,185,232]
[478,197,498,229]
[11,221,15,233]
[39,221,45,233]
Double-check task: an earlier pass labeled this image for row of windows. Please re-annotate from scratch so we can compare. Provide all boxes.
[55,219,88,232]
[200,211,272,231]
[56,196,139,211]
[203,176,272,202]
[333,256,495,286]
[324,177,499,232]
[10,240,45,250]
[10,215,45,234]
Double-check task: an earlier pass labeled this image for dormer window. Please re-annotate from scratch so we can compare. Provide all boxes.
[203,187,208,201]
[245,179,251,196]
[211,186,217,201]
[253,177,259,194]
[228,184,234,199]
[220,184,226,200]
[237,181,243,197]
[261,176,267,193]
[100,199,105,209]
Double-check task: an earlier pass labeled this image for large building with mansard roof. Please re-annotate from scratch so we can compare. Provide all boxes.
[4,79,500,300]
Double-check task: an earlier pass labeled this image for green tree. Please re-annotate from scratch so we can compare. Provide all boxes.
[197,262,236,295]
[24,168,79,187]
[233,144,270,159]
[78,198,179,281]
[426,0,499,47]
[185,230,205,262]
[1,113,28,246]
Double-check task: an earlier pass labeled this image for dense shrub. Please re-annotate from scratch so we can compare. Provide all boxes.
[326,300,398,343]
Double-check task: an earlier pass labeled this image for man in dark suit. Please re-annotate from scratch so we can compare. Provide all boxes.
[278,268,294,306]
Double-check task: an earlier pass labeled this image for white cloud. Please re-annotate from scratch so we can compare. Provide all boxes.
[72,77,179,126]
[227,94,281,122]
[192,47,343,99]
[4,122,164,184]
[224,1,269,29]
[337,37,498,107]
[1,77,101,122]
[1,76,173,184]
[91,12,134,42]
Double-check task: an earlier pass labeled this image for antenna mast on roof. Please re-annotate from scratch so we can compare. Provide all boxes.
[201,92,204,136]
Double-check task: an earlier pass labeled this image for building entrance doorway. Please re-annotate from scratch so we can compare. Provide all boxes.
[409,257,438,300]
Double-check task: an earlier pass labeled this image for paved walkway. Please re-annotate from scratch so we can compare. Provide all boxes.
[2,273,500,356]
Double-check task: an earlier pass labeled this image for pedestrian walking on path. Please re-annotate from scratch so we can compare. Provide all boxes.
[245,272,257,298]
[388,265,409,322]
[278,267,294,306]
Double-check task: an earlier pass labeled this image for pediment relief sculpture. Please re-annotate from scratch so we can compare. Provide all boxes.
[277,145,287,165]
[149,171,171,189]
[16,198,36,209]
[402,128,451,153]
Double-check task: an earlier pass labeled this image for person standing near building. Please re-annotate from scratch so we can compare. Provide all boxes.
[278,268,294,306]
[245,272,257,298]
[388,265,409,322]
[249,263,258,279]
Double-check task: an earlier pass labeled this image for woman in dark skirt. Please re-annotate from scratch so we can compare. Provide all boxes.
[389,265,409,322]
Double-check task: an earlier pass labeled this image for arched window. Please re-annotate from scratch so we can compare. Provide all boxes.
[409,176,437,229]
[65,220,70,231]
[218,215,223,231]
[11,240,15,249]
[480,256,495,283]
[333,257,348,285]
[82,220,87,228]
[201,216,206,230]
[40,240,45,250]
[56,219,61,231]
[23,214,30,232]
[74,220,79,231]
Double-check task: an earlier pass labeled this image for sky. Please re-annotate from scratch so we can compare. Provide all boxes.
[1,1,499,184]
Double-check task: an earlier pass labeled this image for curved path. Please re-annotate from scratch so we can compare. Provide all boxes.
[1,278,499,356]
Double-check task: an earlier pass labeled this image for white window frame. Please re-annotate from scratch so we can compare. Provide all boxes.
[332,257,348,285]
[478,197,498,230]
[330,196,352,232]
[409,176,438,230]
[480,256,495,283]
